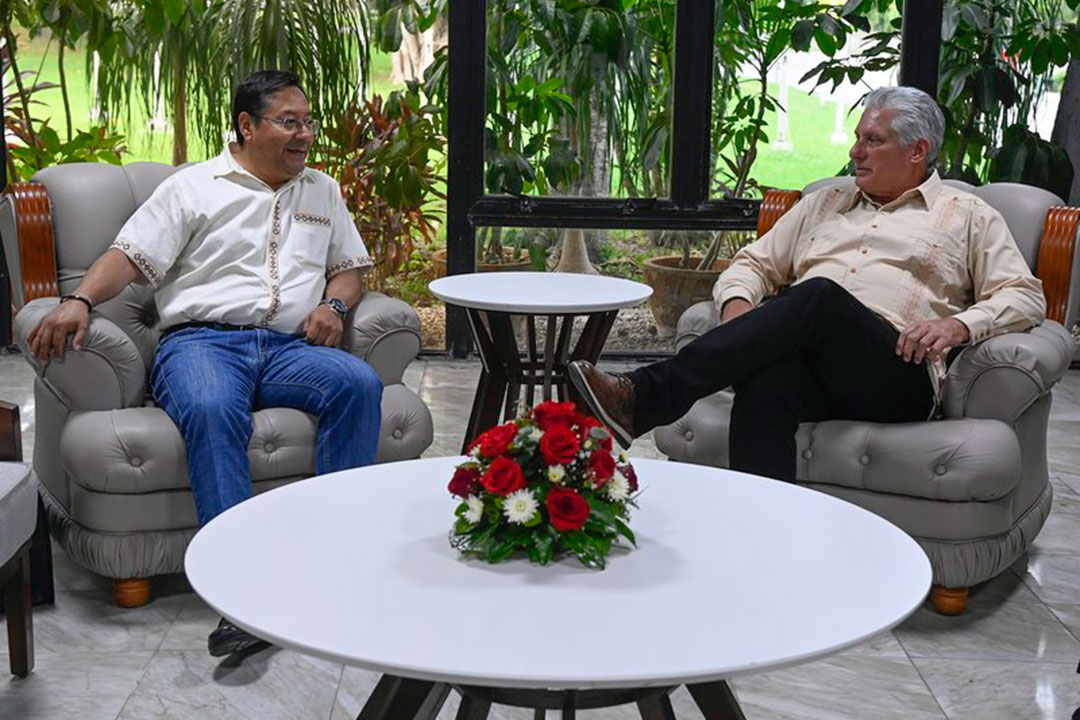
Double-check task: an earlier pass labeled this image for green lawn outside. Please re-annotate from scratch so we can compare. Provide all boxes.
[746,83,858,192]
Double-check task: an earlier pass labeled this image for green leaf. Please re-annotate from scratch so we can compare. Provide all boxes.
[615,518,636,546]
[814,27,837,57]
[791,20,814,52]
[1032,39,1051,75]
[162,0,185,25]
[144,0,165,36]
[487,536,517,563]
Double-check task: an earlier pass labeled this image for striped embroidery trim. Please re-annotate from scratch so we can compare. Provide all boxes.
[263,203,282,325]
[326,256,374,278]
[110,239,162,287]
[294,212,331,227]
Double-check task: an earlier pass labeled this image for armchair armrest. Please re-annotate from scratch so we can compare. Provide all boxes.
[340,291,422,386]
[942,320,1073,422]
[1036,206,1080,328]
[675,300,720,352]
[1,181,59,308]
[14,298,147,411]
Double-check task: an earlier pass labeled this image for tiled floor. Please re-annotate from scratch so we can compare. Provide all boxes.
[3,351,1080,719]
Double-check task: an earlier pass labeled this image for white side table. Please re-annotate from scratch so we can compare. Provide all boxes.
[185,457,931,719]
[429,272,651,449]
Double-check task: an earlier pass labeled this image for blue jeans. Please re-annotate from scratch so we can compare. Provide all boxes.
[151,327,382,525]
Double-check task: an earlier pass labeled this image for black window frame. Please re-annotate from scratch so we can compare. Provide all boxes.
[444,0,942,358]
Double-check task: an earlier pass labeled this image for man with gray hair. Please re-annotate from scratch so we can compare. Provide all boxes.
[569,85,1045,482]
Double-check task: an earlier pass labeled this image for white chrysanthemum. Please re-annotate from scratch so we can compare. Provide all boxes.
[502,489,539,524]
[464,495,485,524]
[528,427,543,442]
[606,471,630,502]
[547,465,566,484]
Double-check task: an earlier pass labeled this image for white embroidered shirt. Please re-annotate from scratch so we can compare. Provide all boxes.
[111,147,372,334]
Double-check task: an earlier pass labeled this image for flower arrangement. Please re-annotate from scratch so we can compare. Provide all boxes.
[448,401,639,569]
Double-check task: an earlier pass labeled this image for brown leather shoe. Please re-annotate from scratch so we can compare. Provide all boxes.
[568,360,636,449]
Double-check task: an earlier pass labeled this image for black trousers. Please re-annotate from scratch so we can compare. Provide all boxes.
[630,278,935,481]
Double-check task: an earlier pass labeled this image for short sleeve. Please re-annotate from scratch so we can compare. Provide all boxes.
[109,177,192,288]
[325,187,373,278]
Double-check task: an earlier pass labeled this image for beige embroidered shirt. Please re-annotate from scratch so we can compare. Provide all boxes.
[111,147,372,334]
[714,172,1046,393]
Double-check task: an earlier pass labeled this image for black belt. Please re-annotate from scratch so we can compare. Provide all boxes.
[160,321,260,339]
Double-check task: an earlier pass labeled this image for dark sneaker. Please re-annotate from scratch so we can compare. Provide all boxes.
[568,360,637,449]
[208,618,271,658]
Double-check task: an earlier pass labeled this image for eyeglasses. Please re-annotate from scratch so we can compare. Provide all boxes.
[258,116,321,135]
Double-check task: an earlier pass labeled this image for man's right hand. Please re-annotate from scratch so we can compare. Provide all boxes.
[721,298,753,323]
[28,300,90,365]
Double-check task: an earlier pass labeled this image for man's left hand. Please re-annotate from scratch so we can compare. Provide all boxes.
[896,317,970,364]
[303,305,345,347]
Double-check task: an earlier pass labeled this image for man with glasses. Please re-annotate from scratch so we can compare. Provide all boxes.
[26,70,382,658]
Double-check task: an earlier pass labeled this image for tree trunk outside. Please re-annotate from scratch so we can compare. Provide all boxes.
[583,52,611,260]
[57,17,72,142]
[172,68,188,165]
[1052,58,1080,204]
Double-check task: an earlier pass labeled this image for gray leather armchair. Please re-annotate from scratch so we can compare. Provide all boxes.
[654,178,1079,614]
[1,162,434,607]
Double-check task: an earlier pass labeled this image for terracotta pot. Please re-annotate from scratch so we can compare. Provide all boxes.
[431,248,533,279]
[642,255,730,338]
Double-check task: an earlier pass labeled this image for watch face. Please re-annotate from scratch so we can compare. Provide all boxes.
[325,298,347,316]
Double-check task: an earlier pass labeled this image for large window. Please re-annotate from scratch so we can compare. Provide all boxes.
[443,0,942,358]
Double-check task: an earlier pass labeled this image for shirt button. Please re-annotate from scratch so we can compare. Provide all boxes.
[849,267,857,273]
[871,223,878,229]
[802,449,813,460]
[861,249,868,255]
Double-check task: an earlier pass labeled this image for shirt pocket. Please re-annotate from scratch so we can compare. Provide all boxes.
[903,226,968,300]
[794,222,845,277]
[288,217,333,272]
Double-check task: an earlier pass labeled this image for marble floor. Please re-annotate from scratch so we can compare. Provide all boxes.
[3,351,1080,719]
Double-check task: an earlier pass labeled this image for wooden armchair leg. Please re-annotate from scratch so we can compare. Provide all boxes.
[3,544,34,677]
[930,585,969,615]
[113,578,151,608]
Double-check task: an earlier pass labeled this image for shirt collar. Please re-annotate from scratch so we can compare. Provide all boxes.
[210,146,313,189]
[844,170,942,212]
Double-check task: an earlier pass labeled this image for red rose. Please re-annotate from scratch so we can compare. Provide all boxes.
[622,463,639,492]
[578,416,613,452]
[590,450,616,482]
[540,425,580,466]
[478,422,519,458]
[448,465,481,497]
[533,401,581,431]
[546,488,591,531]
[481,456,526,496]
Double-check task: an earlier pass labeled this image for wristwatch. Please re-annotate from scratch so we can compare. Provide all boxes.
[319,297,348,321]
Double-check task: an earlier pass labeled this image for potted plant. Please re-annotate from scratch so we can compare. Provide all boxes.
[318,83,444,292]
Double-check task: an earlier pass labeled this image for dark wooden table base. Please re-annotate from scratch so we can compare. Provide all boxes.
[355,674,747,720]
[462,308,619,452]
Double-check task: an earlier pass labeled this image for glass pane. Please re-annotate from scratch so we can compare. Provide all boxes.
[483,1,674,199]
[710,0,901,200]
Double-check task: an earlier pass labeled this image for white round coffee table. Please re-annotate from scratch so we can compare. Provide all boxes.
[185,457,930,719]
[429,272,652,451]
